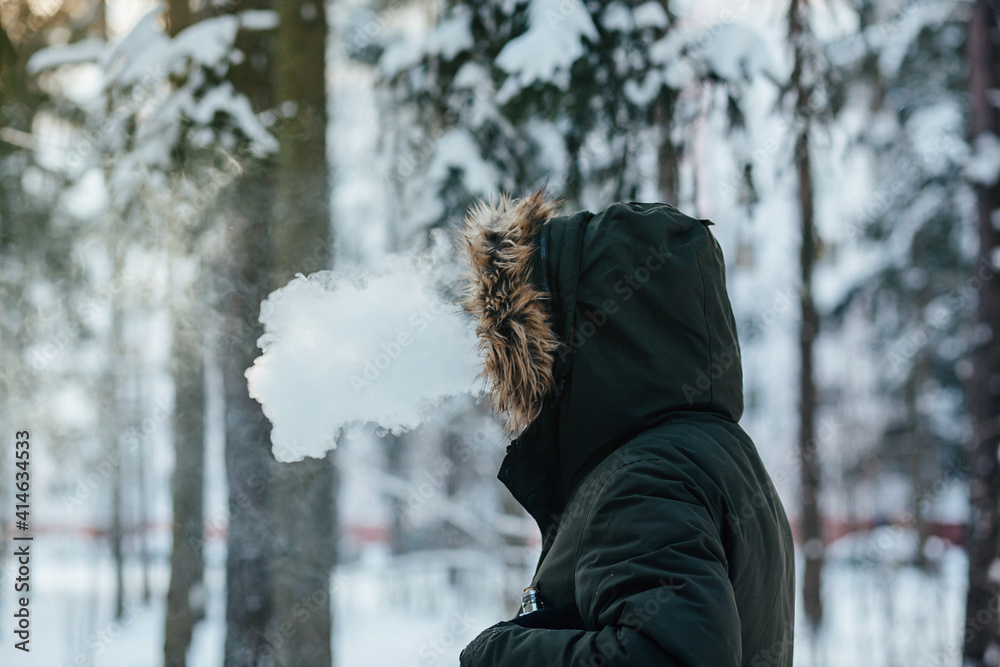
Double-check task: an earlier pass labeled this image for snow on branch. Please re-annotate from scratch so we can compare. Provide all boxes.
[965,133,1000,187]
[494,0,599,103]
[26,38,106,75]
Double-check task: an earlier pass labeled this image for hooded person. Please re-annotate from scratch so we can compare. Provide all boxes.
[457,188,796,667]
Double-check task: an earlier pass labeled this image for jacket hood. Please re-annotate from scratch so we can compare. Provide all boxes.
[461,188,743,528]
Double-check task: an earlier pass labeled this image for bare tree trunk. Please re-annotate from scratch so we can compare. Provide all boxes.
[906,350,930,571]
[135,377,152,603]
[385,433,407,555]
[221,160,277,667]
[655,0,679,205]
[106,230,126,621]
[165,0,190,37]
[164,297,207,667]
[269,1,337,664]
[162,4,206,665]
[222,2,277,665]
[788,0,824,632]
[963,2,1000,664]
[655,91,679,205]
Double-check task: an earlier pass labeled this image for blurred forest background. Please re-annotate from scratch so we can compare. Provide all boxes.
[0,0,998,666]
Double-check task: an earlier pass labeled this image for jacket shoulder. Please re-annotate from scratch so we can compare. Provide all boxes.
[567,413,775,532]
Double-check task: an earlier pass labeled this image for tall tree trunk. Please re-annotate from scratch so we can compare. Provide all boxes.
[654,0,679,205]
[269,1,337,664]
[162,5,207,666]
[907,346,930,572]
[385,433,407,555]
[166,0,190,37]
[134,373,152,603]
[963,2,1000,664]
[106,231,126,621]
[222,2,277,665]
[164,297,207,667]
[788,0,824,632]
[221,162,277,667]
[655,90,679,205]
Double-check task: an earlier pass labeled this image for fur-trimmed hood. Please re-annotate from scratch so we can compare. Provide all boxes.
[459,188,563,436]
[460,188,744,521]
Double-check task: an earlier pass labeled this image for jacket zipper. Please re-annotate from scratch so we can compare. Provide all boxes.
[539,227,551,294]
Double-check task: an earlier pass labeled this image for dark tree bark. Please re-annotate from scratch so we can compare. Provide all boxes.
[385,432,407,555]
[165,0,190,37]
[164,299,207,667]
[162,4,208,665]
[268,0,337,664]
[963,2,1000,664]
[221,2,277,666]
[654,89,679,205]
[221,159,277,667]
[788,0,824,632]
[654,0,679,205]
[106,231,126,621]
[905,358,930,571]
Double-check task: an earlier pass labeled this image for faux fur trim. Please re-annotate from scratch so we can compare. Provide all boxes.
[460,188,563,436]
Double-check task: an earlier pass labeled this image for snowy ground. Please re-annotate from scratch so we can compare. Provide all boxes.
[0,529,967,667]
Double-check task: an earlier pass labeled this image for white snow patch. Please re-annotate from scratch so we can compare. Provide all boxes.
[429,129,498,195]
[624,70,663,106]
[188,81,279,153]
[928,479,969,524]
[453,61,490,90]
[965,132,1000,186]
[60,168,109,220]
[908,101,966,176]
[691,21,776,81]
[238,9,279,31]
[876,2,961,80]
[425,6,474,61]
[495,0,598,103]
[633,1,669,30]
[106,9,239,86]
[26,38,106,75]
[652,21,774,87]
[378,37,423,78]
[377,7,472,78]
[600,3,632,31]
[989,558,1000,583]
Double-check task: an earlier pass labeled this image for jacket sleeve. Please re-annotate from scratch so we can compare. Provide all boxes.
[460,458,741,667]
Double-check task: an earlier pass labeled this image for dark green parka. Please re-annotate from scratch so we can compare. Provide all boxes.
[458,190,795,667]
